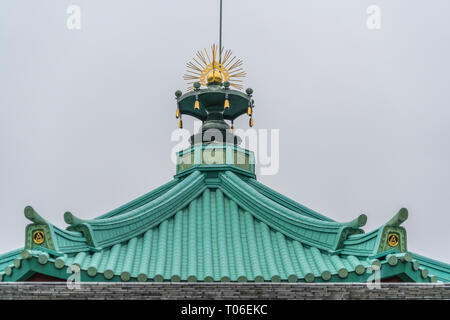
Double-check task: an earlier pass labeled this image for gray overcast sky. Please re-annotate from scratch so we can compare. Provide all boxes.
[1,0,449,263]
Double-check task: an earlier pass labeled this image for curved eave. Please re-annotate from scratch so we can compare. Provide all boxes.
[412,253,450,282]
[51,226,90,253]
[1,249,439,283]
[341,228,382,256]
[0,248,23,271]
[177,88,251,121]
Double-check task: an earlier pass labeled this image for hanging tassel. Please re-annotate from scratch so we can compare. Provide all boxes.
[247,106,252,116]
[231,120,234,133]
[224,93,230,109]
[176,108,180,118]
[178,113,183,129]
[249,117,253,127]
[194,95,200,110]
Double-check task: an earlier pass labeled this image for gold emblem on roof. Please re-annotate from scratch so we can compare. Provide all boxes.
[33,230,45,245]
[387,233,399,247]
[184,44,246,90]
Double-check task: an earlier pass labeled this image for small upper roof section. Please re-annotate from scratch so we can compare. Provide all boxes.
[175,45,255,145]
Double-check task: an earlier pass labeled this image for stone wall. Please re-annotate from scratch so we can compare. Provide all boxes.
[0,283,449,300]
[0,282,450,300]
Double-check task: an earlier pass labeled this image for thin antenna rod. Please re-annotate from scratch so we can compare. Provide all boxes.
[219,0,223,64]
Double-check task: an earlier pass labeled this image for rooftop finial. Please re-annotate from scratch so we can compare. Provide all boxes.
[219,0,223,64]
[176,0,253,137]
[183,44,246,90]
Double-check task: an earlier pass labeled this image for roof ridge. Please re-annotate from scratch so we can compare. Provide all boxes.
[246,178,335,222]
[94,179,180,220]
[218,171,366,252]
[65,171,206,249]
[412,253,450,272]
[0,248,23,271]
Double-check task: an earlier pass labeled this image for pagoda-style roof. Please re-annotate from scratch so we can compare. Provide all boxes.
[1,169,448,283]
[1,44,449,284]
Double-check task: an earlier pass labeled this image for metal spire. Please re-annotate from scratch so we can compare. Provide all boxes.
[219,0,223,64]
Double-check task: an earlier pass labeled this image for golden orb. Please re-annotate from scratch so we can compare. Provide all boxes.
[207,70,223,83]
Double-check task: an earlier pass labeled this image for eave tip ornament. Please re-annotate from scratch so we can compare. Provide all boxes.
[183,44,246,91]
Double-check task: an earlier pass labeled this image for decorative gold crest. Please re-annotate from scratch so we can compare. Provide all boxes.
[184,44,246,90]
[387,233,399,247]
[33,230,45,245]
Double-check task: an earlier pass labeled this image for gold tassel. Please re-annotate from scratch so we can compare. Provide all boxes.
[249,117,253,127]
[231,121,235,133]
[176,109,180,118]
[224,98,230,109]
[194,100,200,110]
[178,119,183,129]
[247,106,252,116]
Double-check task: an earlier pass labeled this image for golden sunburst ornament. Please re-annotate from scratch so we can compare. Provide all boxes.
[183,44,246,90]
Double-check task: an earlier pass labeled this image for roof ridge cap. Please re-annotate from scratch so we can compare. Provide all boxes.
[246,178,335,222]
[66,171,202,226]
[219,171,364,251]
[68,170,206,248]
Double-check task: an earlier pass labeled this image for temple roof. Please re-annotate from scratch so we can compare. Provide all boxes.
[2,40,448,284]
[1,169,447,283]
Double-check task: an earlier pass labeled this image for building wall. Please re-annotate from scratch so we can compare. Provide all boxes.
[0,283,449,300]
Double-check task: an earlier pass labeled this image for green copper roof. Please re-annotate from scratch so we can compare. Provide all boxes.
[0,248,22,271]
[33,188,372,282]
[65,171,206,249]
[56,170,366,253]
[412,253,450,282]
[2,45,449,284]
[0,168,446,283]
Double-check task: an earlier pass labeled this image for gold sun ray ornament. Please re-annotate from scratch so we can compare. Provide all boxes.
[183,44,246,91]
